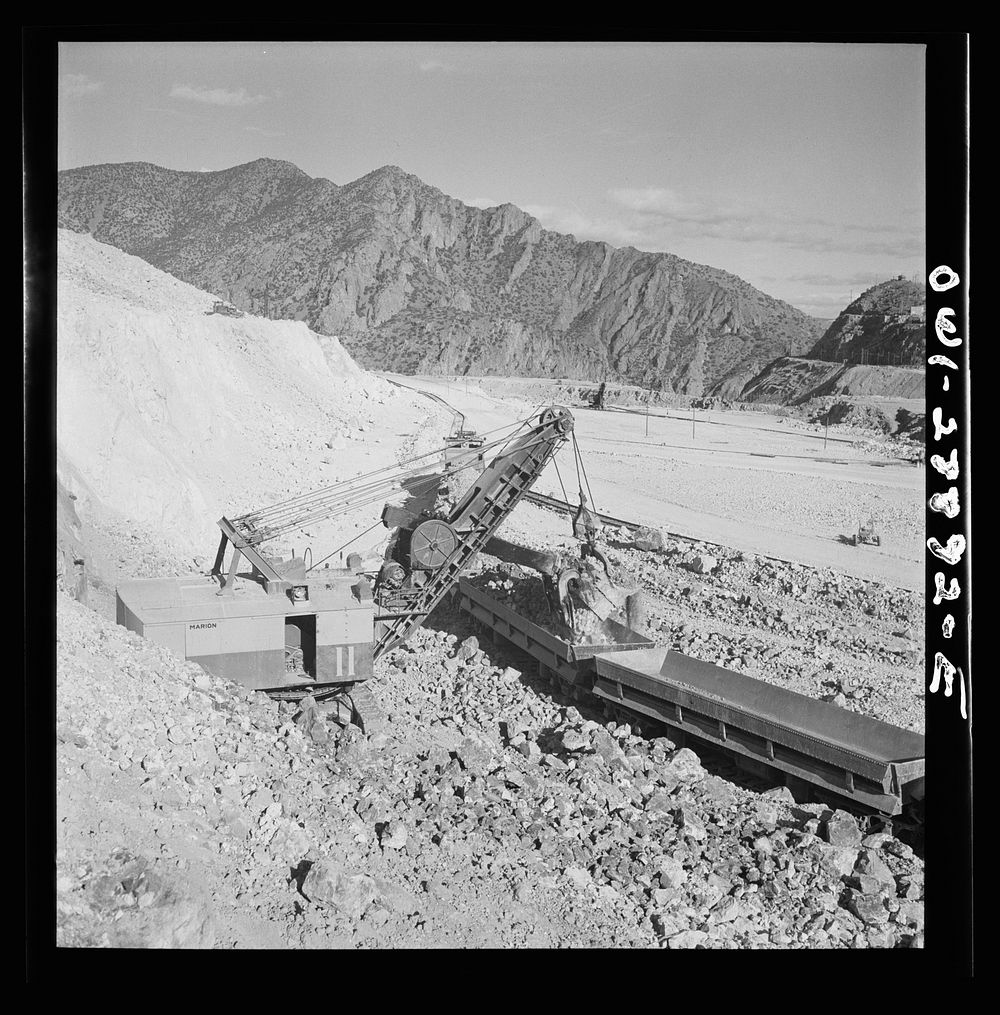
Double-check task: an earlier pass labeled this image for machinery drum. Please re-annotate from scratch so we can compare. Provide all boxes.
[539,405,574,433]
[409,518,459,570]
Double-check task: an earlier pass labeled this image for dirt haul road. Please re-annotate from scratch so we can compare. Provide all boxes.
[385,375,924,593]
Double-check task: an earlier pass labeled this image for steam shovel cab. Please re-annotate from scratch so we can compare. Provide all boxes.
[115,572,375,691]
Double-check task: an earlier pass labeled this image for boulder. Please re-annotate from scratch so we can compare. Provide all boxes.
[136,887,217,949]
[892,900,925,931]
[651,913,683,938]
[675,807,707,841]
[668,929,709,948]
[651,886,680,907]
[302,861,377,920]
[710,896,744,925]
[664,747,706,783]
[456,636,479,662]
[844,889,889,926]
[373,878,422,916]
[632,526,666,552]
[380,821,408,851]
[823,809,863,847]
[657,856,687,890]
[455,738,492,776]
[817,844,860,878]
[565,866,591,889]
[854,848,896,886]
[689,555,719,575]
[761,785,796,804]
[561,729,590,752]
[645,790,674,818]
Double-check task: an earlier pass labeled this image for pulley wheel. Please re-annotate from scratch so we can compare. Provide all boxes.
[539,405,573,433]
[410,518,459,570]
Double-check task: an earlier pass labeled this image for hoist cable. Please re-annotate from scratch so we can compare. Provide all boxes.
[574,433,599,513]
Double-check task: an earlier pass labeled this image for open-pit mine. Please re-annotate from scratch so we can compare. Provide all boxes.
[55,227,926,951]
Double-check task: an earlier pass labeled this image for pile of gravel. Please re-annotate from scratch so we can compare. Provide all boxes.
[56,592,923,949]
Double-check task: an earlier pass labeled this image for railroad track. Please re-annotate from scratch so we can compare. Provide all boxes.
[523,490,643,533]
[521,489,904,580]
[523,490,751,559]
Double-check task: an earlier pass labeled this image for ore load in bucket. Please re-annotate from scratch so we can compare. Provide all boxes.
[469,561,638,647]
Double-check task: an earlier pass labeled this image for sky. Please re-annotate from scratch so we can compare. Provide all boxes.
[58,41,926,318]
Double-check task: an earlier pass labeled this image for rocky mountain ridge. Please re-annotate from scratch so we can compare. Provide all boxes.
[807,278,924,366]
[58,158,826,395]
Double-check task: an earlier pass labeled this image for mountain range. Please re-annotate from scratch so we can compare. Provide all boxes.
[59,158,831,393]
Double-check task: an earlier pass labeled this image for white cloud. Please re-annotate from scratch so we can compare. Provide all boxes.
[462,196,503,209]
[61,73,102,97]
[610,187,707,219]
[419,60,453,73]
[245,125,285,138]
[801,291,856,308]
[170,84,267,107]
[784,272,896,287]
[605,187,923,258]
[522,204,640,248]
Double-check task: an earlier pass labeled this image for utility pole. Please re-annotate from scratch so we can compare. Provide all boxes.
[691,405,696,440]
[824,401,830,450]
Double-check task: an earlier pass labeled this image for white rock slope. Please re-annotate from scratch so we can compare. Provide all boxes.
[57,229,424,557]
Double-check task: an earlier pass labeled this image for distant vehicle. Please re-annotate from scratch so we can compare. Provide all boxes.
[445,408,484,448]
[445,428,484,449]
[210,300,244,318]
[852,518,881,547]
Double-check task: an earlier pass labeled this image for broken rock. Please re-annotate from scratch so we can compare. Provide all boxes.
[632,526,666,552]
[381,822,408,851]
[668,929,709,949]
[675,807,707,841]
[817,844,860,878]
[823,810,863,848]
[689,555,719,575]
[854,848,896,886]
[845,889,889,926]
[565,866,591,889]
[664,747,706,783]
[561,729,590,753]
[373,878,421,916]
[456,636,479,662]
[302,861,377,921]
